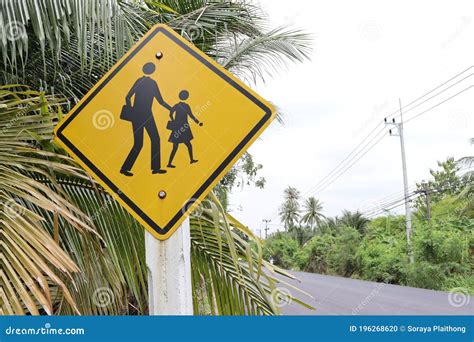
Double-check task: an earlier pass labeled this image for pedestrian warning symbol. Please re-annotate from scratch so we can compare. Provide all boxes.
[54,24,275,240]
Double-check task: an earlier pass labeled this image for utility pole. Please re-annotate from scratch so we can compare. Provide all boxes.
[262,219,271,239]
[385,99,414,264]
[415,185,433,225]
[425,190,431,225]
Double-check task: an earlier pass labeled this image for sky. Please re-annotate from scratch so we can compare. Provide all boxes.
[229,0,474,236]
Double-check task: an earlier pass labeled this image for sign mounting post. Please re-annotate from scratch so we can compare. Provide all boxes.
[145,220,193,315]
[54,24,275,315]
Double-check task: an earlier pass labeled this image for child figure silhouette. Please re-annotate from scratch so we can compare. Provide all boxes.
[167,90,203,168]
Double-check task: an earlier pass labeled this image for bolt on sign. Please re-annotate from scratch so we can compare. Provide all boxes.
[54,24,275,240]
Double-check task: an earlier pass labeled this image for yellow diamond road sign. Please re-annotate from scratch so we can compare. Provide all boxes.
[54,24,275,240]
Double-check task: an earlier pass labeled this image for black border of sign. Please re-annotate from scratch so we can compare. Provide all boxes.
[56,27,272,236]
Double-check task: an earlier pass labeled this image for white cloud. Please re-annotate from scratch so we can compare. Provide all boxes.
[230,0,474,234]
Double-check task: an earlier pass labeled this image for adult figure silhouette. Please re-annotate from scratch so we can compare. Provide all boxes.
[120,62,171,176]
[167,90,203,168]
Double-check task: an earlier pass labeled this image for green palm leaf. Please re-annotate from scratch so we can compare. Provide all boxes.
[1,1,311,102]
[1,0,314,315]
[0,85,94,315]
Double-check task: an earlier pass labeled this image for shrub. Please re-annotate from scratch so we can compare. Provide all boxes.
[262,233,299,269]
[405,261,445,290]
[327,226,361,276]
[297,234,334,273]
[355,238,408,284]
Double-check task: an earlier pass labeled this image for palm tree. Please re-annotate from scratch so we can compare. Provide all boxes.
[279,186,308,245]
[279,200,301,230]
[0,1,311,103]
[0,1,313,315]
[339,210,370,234]
[457,138,474,178]
[283,186,301,202]
[300,197,325,232]
[279,186,301,230]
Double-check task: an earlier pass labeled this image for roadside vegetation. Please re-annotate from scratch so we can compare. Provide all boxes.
[264,158,474,293]
[0,0,312,315]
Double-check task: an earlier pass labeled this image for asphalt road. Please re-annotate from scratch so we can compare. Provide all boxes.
[277,271,473,315]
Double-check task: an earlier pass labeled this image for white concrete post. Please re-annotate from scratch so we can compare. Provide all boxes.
[145,218,193,315]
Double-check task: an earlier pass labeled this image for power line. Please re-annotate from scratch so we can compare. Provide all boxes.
[366,191,420,218]
[392,67,474,121]
[306,81,474,198]
[361,185,417,216]
[366,192,420,218]
[365,178,473,218]
[306,128,388,195]
[302,125,385,196]
[303,67,474,198]
[405,85,473,123]
[265,66,474,224]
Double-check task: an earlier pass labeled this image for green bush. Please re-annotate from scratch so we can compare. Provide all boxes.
[263,180,473,293]
[355,218,408,284]
[295,226,361,276]
[355,240,408,284]
[415,229,464,264]
[410,216,473,291]
[262,233,299,269]
[327,226,361,276]
[405,261,445,290]
[441,274,474,294]
[296,234,334,273]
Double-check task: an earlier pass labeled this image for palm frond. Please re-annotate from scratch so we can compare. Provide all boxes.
[30,175,313,315]
[0,85,93,315]
[218,27,312,84]
[1,1,311,101]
